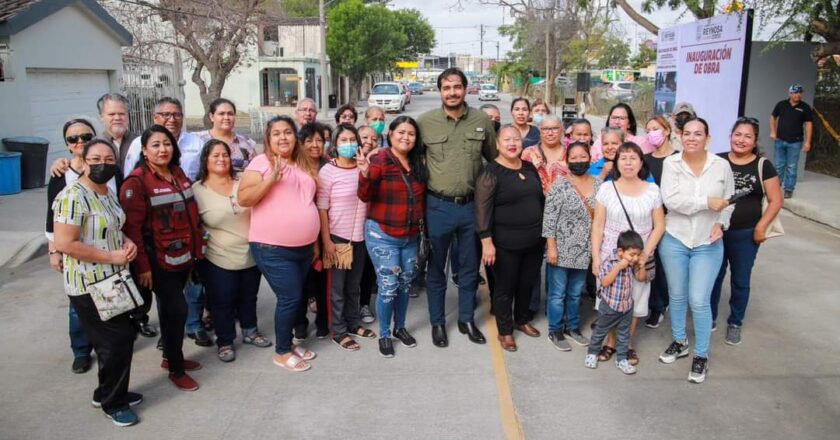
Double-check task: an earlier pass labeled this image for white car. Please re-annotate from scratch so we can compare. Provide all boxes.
[368,82,405,113]
[478,84,499,101]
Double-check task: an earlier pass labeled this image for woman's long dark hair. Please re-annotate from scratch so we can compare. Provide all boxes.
[611,141,649,181]
[135,124,181,171]
[197,139,235,182]
[387,116,428,183]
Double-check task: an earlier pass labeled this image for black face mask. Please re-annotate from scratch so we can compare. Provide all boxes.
[492,121,501,133]
[568,161,590,176]
[88,163,120,184]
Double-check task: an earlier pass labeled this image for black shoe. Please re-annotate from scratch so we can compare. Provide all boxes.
[645,311,664,329]
[138,323,157,338]
[409,285,421,298]
[394,328,417,347]
[378,338,395,358]
[187,330,213,347]
[72,355,92,374]
[156,337,163,351]
[458,321,487,344]
[478,274,487,285]
[432,325,448,348]
[293,326,307,343]
[316,328,329,339]
[784,191,793,199]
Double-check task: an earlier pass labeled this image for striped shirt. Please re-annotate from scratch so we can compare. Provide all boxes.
[317,161,367,242]
[52,181,125,296]
[598,251,634,313]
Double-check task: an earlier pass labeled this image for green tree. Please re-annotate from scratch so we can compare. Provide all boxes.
[631,44,657,69]
[280,0,390,17]
[327,0,407,100]
[394,9,436,59]
[597,36,630,68]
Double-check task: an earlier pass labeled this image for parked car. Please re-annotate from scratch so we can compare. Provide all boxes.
[408,82,424,95]
[368,82,406,113]
[422,81,437,91]
[478,84,499,101]
[402,83,412,105]
[466,83,480,94]
[603,81,634,101]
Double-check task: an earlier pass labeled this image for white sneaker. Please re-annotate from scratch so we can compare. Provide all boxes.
[584,354,598,369]
[615,358,637,375]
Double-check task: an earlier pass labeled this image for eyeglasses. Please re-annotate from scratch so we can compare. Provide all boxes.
[540,126,562,132]
[737,116,759,125]
[66,133,94,144]
[155,112,184,120]
[609,115,628,121]
[85,157,117,165]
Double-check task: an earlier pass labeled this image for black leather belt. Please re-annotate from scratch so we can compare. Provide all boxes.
[428,191,474,205]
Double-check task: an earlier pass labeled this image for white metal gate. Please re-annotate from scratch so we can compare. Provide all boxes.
[121,57,182,133]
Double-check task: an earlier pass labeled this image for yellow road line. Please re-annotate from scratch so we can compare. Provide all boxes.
[481,291,526,440]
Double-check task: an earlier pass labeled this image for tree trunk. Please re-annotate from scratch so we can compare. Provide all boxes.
[814,41,840,60]
[616,0,659,35]
[349,76,364,104]
[193,64,229,129]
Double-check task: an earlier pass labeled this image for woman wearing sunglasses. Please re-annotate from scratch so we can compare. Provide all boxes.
[46,119,122,375]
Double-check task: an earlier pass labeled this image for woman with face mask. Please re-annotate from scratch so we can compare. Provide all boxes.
[318,124,377,351]
[542,141,602,351]
[510,97,541,148]
[365,106,387,147]
[47,119,122,375]
[53,139,141,426]
[531,99,551,126]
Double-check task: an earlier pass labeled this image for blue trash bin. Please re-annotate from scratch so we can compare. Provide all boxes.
[0,152,23,195]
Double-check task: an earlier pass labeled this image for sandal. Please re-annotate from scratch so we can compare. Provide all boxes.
[628,348,639,366]
[217,345,236,363]
[332,335,360,351]
[243,332,273,348]
[273,354,310,372]
[351,327,377,339]
[597,345,616,362]
[291,345,317,361]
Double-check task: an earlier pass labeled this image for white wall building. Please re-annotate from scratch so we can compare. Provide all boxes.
[0,0,131,162]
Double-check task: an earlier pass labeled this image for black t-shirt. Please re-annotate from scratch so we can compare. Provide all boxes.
[475,161,545,250]
[772,100,813,142]
[718,153,778,230]
[644,151,678,186]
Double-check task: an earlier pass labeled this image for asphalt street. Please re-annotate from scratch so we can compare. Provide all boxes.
[0,94,837,439]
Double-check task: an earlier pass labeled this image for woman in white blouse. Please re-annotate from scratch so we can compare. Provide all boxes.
[658,118,734,384]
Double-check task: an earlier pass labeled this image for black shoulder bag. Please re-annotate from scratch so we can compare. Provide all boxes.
[396,160,431,266]
[612,181,656,280]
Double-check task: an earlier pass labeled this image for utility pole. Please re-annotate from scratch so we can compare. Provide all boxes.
[496,41,500,61]
[319,0,329,120]
[479,24,485,76]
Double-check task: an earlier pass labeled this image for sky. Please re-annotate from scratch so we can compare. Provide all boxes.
[385,0,777,59]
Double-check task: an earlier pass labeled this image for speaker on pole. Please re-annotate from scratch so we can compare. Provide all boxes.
[576,72,591,92]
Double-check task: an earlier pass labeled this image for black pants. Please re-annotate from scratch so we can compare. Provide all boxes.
[359,251,376,307]
[139,259,189,375]
[69,294,135,415]
[492,244,543,335]
[295,266,328,334]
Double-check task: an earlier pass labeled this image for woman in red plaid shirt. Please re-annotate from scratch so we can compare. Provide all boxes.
[357,116,428,358]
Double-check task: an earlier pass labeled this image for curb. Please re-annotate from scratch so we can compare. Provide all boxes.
[783,201,840,231]
[1,236,48,270]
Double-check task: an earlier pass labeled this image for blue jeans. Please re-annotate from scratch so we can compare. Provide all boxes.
[659,232,723,358]
[250,242,312,355]
[184,280,204,333]
[546,265,587,333]
[710,227,760,327]
[69,303,92,358]
[774,139,802,192]
[365,220,418,339]
[425,195,479,325]
[197,260,262,347]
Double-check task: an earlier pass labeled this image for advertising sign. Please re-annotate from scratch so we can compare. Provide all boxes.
[656,11,753,152]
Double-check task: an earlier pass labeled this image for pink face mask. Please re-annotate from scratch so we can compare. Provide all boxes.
[646,130,666,147]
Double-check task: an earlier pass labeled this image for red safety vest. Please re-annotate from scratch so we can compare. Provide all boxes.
[121,166,205,273]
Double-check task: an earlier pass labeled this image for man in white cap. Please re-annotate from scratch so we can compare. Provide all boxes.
[770,84,813,199]
[670,102,696,152]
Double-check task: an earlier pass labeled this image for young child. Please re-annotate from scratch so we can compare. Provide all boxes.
[585,230,647,374]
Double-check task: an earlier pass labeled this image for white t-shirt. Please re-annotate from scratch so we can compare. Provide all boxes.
[124,131,203,180]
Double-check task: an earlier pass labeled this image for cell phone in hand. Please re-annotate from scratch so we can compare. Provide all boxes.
[728,188,752,204]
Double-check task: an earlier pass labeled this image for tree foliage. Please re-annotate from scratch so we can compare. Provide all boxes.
[597,36,630,68]
[631,43,657,69]
[394,9,436,59]
[326,0,408,99]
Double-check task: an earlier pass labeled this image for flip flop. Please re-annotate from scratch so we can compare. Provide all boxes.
[273,354,310,372]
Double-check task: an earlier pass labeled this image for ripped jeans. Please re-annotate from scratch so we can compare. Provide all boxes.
[364,220,419,339]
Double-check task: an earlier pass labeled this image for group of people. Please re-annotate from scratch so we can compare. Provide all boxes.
[47,68,797,427]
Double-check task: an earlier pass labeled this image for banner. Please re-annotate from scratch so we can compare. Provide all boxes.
[655,11,753,152]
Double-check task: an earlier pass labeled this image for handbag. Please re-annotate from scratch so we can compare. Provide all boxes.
[758,157,784,239]
[86,269,145,321]
[612,181,656,280]
[323,170,361,270]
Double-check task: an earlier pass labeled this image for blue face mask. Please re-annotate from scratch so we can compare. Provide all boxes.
[532,113,545,126]
[337,143,359,159]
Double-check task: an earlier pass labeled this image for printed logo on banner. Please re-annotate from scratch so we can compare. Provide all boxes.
[661,29,676,43]
[697,22,724,41]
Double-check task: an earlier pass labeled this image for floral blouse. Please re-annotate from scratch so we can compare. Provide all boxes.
[521,144,569,195]
[542,176,602,269]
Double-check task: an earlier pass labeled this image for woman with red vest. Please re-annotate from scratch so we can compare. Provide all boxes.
[120,125,206,391]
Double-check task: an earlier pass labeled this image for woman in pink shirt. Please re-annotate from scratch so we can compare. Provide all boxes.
[318,124,376,351]
[591,103,653,161]
[238,115,320,372]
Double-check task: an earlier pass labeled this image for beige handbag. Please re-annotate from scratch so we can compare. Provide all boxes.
[323,185,361,271]
[758,157,784,239]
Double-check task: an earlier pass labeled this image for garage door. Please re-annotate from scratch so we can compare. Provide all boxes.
[27,69,110,158]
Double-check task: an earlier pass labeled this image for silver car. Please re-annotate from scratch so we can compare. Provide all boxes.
[478,84,499,101]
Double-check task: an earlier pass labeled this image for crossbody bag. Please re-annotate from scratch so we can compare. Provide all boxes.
[612,181,656,280]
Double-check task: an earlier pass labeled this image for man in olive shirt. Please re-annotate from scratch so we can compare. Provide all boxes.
[418,68,497,348]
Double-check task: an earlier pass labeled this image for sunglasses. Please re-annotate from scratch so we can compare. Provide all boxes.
[737,116,759,125]
[66,133,94,144]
